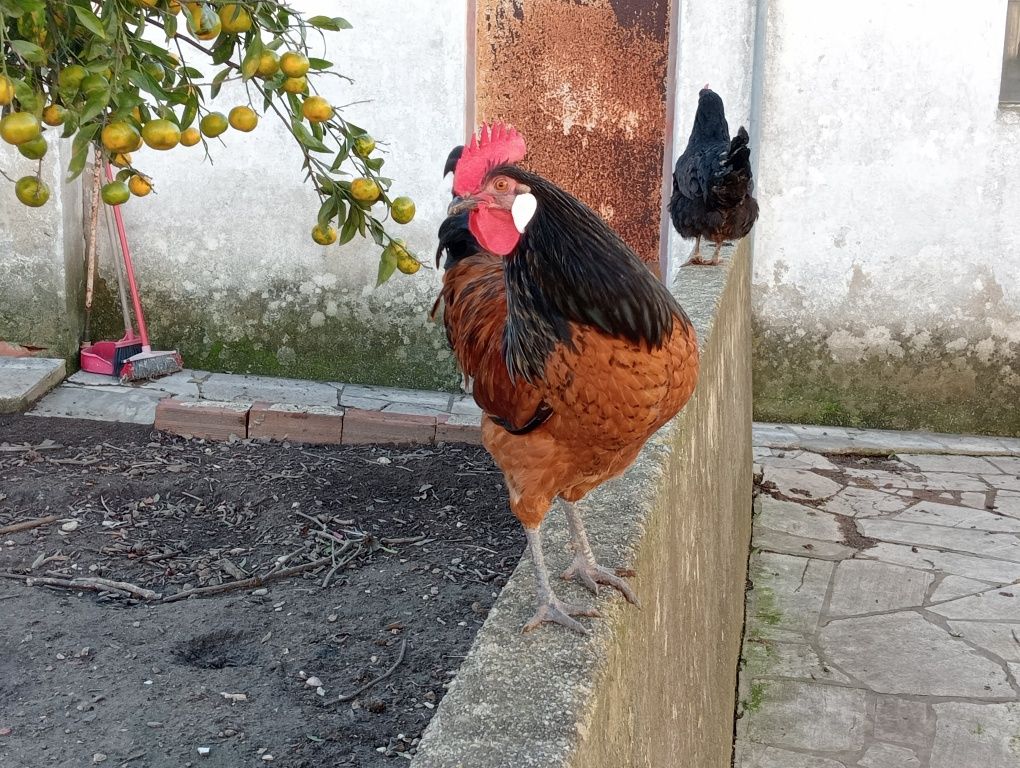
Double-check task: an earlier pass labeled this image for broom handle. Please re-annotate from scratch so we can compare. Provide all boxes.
[82,160,102,344]
[103,162,150,350]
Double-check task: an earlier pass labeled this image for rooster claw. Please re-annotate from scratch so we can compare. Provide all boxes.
[561,558,640,607]
[523,597,600,634]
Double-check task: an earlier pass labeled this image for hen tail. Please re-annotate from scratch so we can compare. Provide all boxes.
[711,126,755,209]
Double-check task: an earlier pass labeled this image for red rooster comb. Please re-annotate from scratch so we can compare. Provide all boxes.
[453,122,527,196]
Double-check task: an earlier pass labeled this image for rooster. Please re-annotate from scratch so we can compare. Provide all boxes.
[670,86,759,265]
[432,124,699,632]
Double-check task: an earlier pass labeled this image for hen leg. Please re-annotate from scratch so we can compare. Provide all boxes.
[559,501,640,606]
[708,240,723,265]
[523,525,601,634]
[684,236,711,266]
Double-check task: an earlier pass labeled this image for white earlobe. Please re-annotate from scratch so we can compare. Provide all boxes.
[511,192,537,233]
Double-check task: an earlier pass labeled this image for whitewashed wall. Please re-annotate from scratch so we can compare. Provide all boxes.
[101,0,467,388]
[0,141,83,356]
[752,0,1020,433]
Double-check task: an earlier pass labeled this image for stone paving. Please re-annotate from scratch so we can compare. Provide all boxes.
[736,433,1020,768]
[25,369,480,425]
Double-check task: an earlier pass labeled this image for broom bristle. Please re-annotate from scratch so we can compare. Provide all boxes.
[119,351,183,382]
[113,342,144,376]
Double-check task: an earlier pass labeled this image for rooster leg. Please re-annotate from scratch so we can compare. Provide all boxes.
[559,501,640,606]
[523,526,601,634]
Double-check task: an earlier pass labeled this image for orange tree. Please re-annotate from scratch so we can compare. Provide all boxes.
[0,0,420,282]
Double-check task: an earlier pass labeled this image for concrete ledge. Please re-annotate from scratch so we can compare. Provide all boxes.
[412,242,753,767]
[0,357,66,414]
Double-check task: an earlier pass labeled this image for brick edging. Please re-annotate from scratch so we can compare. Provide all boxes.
[154,398,482,445]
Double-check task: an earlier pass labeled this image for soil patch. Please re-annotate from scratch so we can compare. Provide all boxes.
[0,415,521,767]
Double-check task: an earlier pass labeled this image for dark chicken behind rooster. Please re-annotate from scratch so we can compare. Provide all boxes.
[432,124,699,632]
[670,86,759,265]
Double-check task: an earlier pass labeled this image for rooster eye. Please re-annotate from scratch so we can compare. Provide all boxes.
[493,177,510,192]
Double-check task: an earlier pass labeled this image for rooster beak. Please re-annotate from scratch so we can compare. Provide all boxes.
[448,196,478,216]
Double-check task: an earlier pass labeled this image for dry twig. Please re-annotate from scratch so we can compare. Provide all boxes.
[337,637,408,702]
[162,556,332,603]
[0,515,60,536]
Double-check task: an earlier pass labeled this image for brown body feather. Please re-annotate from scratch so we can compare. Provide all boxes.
[437,253,699,528]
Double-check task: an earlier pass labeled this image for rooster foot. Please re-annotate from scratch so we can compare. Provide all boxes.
[561,556,640,606]
[523,596,601,634]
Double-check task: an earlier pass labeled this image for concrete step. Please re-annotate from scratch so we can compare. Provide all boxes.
[0,357,66,414]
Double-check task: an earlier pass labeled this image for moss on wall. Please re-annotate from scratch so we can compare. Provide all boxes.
[85,274,461,391]
[753,322,1020,437]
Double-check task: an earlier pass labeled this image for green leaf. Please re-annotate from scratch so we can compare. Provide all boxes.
[292,121,330,153]
[369,219,385,247]
[210,34,235,65]
[366,156,384,172]
[125,69,169,100]
[307,15,352,31]
[316,197,339,230]
[180,95,199,130]
[339,206,361,245]
[71,5,107,38]
[80,89,111,124]
[164,13,178,38]
[376,247,398,286]
[307,58,333,71]
[8,39,46,64]
[210,68,231,99]
[241,36,264,80]
[66,123,100,183]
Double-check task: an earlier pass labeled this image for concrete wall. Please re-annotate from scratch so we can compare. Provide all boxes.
[413,242,752,768]
[752,0,1020,435]
[0,142,84,358]
[2,1,466,390]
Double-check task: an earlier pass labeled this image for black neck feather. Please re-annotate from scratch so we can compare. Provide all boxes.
[499,166,688,382]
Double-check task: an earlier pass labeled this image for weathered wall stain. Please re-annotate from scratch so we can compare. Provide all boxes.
[476,0,674,265]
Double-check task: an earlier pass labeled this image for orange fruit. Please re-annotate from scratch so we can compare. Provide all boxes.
[188,3,221,39]
[1,112,42,145]
[111,152,133,168]
[58,65,87,92]
[180,127,201,146]
[311,224,337,245]
[281,76,307,94]
[15,176,50,207]
[228,105,258,132]
[350,177,380,205]
[390,196,415,224]
[218,4,251,33]
[200,112,228,137]
[17,135,48,159]
[101,181,131,206]
[301,95,333,123]
[353,135,375,157]
[280,52,309,77]
[128,175,152,197]
[142,119,180,150]
[255,51,280,78]
[101,121,140,153]
[0,75,14,106]
[42,104,66,126]
[81,74,108,95]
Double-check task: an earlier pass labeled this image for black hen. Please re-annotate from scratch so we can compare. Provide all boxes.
[670,86,759,265]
